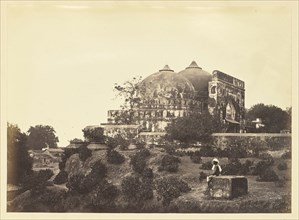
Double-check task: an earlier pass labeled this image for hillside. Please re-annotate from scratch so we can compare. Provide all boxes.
[7,147,291,212]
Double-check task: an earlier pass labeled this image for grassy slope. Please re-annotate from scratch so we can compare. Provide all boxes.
[8,148,291,212]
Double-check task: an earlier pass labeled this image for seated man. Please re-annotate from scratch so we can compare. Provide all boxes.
[207,158,222,185]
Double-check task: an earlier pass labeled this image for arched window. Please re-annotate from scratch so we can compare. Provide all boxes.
[211,86,216,94]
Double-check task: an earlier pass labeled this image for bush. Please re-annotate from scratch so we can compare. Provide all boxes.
[134,139,146,149]
[222,158,242,175]
[91,180,119,211]
[107,149,125,164]
[155,177,191,206]
[200,161,212,170]
[53,170,68,185]
[78,145,92,161]
[277,162,288,170]
[256,168,279,182]
[142,167,154,180]
[190,151,202,164]
[281,151,291,159]
[130,149,151,174]
[121,175,154,203]
[22,169,54,190]
[130,153,147,174]
[67,160,107,193]
[252,160,272,176]
[59,148,78,170]
[158,155,181,173]
[199,171,207,182]
[199,145,216,157]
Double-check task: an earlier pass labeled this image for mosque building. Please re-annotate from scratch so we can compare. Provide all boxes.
[101,61,245,143]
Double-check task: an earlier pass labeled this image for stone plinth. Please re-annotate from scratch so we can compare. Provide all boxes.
[209,176,248,199]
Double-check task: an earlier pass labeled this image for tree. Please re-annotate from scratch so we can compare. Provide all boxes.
[82,127,105,143]
[246,104,291,133]
[7,123,32,184]
[114,76,145,124]
[26,125,59,150]
[165,111,222,144]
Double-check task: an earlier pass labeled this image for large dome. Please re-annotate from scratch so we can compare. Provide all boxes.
[139,65,195,99]
[178,61,212,94]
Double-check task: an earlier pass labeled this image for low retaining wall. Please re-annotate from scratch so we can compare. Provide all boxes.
[212,133,291,150]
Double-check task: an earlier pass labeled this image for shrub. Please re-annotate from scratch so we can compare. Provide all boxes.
[121,175,142,201]
[142,167,154,180]
[59,148,78,170]
[130,153,147,174]
[53,170,68,185]
[107,149,125,164]
[106,137,119,149]
[137,148,151,158]
[277,162,288,170]
[22,169,54,190]
[130,149,151,174]
[281,151,291,159]
[78,145,92,161]
[256,168,279,182]
[67,160,107,193]
[199,171,207,182]
[134,139,146,149]
[158,155,181,173]
[190,151,202,164]
[200,161,212,170]
[121,175,154,203]
[91,180,119,211]
[155,177,191,206]
[222,158,242,175]
[252,160,272,176]
[199,145,216,157]
[275,176,287,187]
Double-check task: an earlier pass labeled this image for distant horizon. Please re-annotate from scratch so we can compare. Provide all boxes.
[2,1,295,146]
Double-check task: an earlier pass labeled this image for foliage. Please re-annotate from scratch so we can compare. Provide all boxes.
[158,155,181,173]
[199,145,216,157]
[256,168,279,182]
[252,160,272,176]
[281,151,291,159]
[53,170,68,185]
[277,162,288,170]
[130,153,146,174]
[199,171,208,182]
[106,135,131,150]
[106,149,125,164]
[200,161,213,170]
[154,177,191,206]
[91,180,119,211]
[78,144,92,161]
[165,111,221,144]
[114,76,145,124]
[7,123,33,184]
[246,103,291,133]
[69,138,84,143]
[121,175,153,202]
[82,127,105,143]
[259,153,274,166]
[221,139,249,158]
[190,151,202,164]
[22,169,54,190]
[67,160,107,193]
[59,147,79,170]
[27,125,59,150]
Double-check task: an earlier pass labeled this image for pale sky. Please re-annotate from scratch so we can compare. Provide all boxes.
[1,1,296,146]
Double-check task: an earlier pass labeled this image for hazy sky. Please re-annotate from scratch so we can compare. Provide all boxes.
[2,1,296,146]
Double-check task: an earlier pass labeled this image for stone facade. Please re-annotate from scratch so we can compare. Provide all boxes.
[102,61,245,140]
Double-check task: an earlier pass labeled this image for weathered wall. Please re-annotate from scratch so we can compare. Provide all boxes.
[212,133,291,150]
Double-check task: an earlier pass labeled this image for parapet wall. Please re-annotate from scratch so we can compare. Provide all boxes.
[212,133,292,150]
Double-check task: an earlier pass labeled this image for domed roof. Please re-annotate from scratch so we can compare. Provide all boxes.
[178,61,212,93]
[139,65,195,99]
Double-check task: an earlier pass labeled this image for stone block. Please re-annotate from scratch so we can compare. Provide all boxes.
[209,175,248,199]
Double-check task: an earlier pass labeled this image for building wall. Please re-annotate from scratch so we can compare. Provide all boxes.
[208,70,245,132]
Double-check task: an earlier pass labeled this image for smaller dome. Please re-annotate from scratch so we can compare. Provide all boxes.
[179,61,212,94]
[139,65,195,100]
